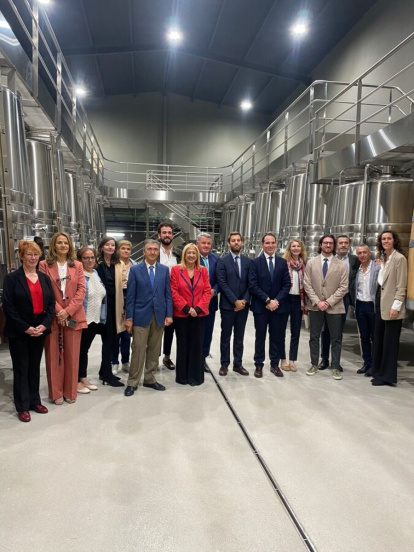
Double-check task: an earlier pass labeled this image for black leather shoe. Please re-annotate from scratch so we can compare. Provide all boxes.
[357,365,369,374]
[204,361,210,373]
[364,369,372,378]
[124,385,137,396]
[371,379,394,387]
[233,365,249,376]
[102,377,124,387]
[270,366,284,377]
[318,360,329,371]
[143,382,166,391]
[162,358,175,370]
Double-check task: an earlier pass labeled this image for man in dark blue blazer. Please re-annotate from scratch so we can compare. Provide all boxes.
[197,232,219,371]
[124,240,173,395]
[249,233,291,378]
[216,232,251,376]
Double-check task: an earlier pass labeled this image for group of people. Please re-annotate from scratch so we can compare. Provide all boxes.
[2,222,408,423]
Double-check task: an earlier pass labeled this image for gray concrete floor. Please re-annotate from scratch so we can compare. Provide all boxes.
[1,315,413,552]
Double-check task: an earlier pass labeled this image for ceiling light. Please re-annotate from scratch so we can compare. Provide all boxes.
[167,28,183,44]
[240,100,253,111]
[74,86,87,98]
[108,232,125,238]
[291,21,309,37]
[39,0,51,4]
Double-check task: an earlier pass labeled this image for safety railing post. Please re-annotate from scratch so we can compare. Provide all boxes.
[355,79,363,166]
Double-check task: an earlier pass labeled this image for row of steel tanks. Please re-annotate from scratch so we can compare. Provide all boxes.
[0,87,105,275]
[219,171,414,259]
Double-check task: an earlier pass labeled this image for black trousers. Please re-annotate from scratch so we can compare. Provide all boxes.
[355,300,375,368]
[281,295,303,361]
[9,334,45,412]
[99,293,117,380]
[162,321,175,356]
[203,310,216,358]
[372,290,402,384]
[309,311,343,369]
[220,307,249,368]
[174,316,205,386]
[79,322,100,380]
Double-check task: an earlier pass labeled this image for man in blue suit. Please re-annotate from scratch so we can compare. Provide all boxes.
[124,240,173,395]
[216,232,251,376]
[197,232,219,372]
[249,233,291,378]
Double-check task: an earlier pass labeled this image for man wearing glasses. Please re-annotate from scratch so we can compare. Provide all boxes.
[304,235,348,380]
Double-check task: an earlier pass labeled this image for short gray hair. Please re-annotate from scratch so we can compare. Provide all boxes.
[196,232,212,242]
[144,239,159,248]
[355,243,370,251]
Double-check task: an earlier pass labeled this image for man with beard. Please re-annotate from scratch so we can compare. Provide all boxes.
[216,232,251,376]
[158,222,179,370]
[197,232,219,372]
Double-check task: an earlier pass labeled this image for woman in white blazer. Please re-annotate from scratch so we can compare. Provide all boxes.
[371,230,407,386]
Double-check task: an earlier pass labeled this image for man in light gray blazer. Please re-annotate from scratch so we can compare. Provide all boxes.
[350,245,380,375]
[304,235,348,380]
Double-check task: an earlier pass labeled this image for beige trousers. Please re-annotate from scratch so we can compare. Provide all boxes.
[128,314,163,387]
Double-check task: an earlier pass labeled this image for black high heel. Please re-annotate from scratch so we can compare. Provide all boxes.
[99,375,121,381]
[101,377,124,387]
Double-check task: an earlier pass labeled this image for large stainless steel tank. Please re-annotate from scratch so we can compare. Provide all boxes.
[95,195,106,240]
[239,197,256,250]
[2,87,33,242]
[267,187,285,242]
[280,173,307,249]
[55,148,71,236]
[303,183,331,256]
[65,171,81,246]
[27,139,56,245]
[327,176,414,253]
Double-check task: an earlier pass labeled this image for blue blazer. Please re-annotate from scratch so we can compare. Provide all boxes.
[126,262,173,327]
[216,253,251,311]
[248,254,291,314]
[200,252,219,312]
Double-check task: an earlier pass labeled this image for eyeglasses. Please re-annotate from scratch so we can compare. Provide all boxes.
[82,256,95,261]
[322,242,334,246]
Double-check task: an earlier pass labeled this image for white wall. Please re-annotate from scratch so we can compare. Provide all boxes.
[86,92,271,168]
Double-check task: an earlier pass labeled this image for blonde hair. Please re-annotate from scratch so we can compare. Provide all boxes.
[46,232,76,266]
[180,243,201,269]
[118,240,132,249]
[283,239,307,263]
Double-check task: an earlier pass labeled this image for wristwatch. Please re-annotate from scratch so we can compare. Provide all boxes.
[265,298,271,305]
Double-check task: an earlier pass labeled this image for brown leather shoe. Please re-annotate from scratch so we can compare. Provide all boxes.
[271,365,284,377]
[163,358,175,370]
[17,411,31,423]
[32,404,48,414]
[254,365,263,378]
[233,366,249,376]
[219,366,228,376]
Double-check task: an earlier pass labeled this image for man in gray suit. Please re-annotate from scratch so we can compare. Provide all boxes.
[304,235,348,380]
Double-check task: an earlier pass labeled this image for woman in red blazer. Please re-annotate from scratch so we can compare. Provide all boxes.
[39,232,87,404]
[170,243,211,386]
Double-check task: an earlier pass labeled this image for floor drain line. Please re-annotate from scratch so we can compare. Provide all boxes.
[210,371,317,552]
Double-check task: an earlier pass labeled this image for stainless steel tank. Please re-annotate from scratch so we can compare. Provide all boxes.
[55,148,71,235]
[27,139,56,245]
[65,171,81,246]
[267,187,285,242]
[252,185,285,253]
[95,195,106,240]
[280,173,307,249]
[303,183,331,257]
[327,176,414,254]
[239,197,256,251]
[2,87,33,242]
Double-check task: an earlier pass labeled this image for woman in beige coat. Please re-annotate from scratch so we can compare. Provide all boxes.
[96,236,127,387]
[370,230,407,386]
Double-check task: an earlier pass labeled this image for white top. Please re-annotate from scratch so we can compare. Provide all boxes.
[356,264,372,302]
[264,252,275,273]
[85,271,106,325]
[145,261,156,276]
[58,262,67,299]
[159,246,177,272]
[289,270,300,295]
[377,250,402,311]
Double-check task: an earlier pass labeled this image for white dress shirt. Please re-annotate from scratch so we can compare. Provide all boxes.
[356,264,372,302]
[378,250,402,311]
[159,247,177,272]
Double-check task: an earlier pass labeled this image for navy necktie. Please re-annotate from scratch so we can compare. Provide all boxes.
[149,265,155,288]
[268,256,274,279]
[234,255,240,277]
[323,258,328,278]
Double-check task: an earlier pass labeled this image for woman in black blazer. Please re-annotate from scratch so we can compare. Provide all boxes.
[2,240,55,422]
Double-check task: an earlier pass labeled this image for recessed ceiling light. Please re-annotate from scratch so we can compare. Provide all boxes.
[74,86,87,98]
[240,100,253,111]
[167,28,183,44]
[291,21,309,37]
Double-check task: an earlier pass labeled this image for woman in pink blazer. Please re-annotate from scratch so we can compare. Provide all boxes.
[170,243,211,386]
[39,232,86,404]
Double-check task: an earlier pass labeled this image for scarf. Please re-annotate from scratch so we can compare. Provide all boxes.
[288,257,307,315]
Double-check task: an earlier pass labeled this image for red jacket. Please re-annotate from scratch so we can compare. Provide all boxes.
[170,265,211,318]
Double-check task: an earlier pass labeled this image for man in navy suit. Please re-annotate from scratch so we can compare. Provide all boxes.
[197,232,219,372]
[124,240,173,395]
[216,232,251,376]
[249,233,291,378]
